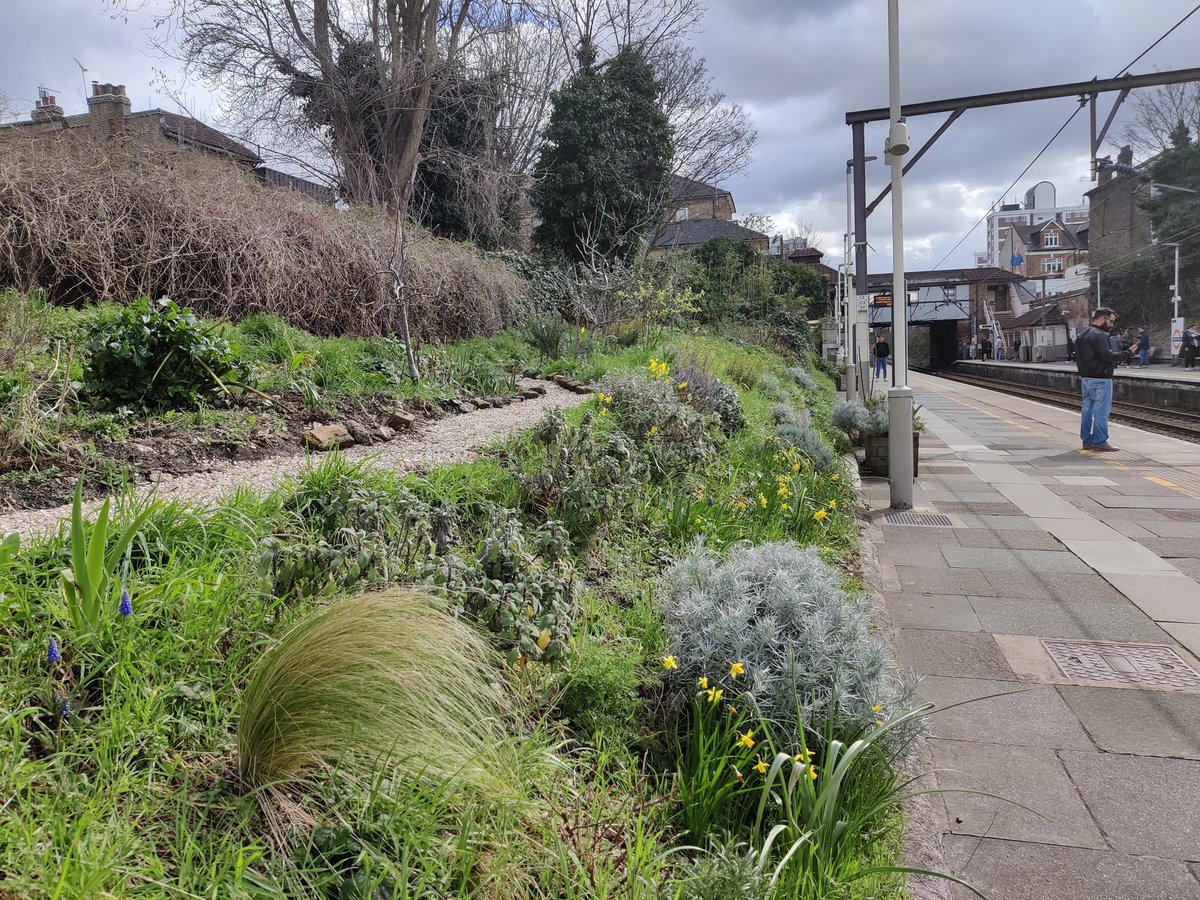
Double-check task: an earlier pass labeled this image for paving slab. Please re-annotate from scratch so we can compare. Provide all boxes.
[1140,536,1200,559]
[982,570,1130,603]
[896,566,996,596]
[1142,521,1200,538]
[1053,475,1119,486]
[1059,685,1200,759]
[887,593,982,632]
[993,482,1090,519]
[1174,558,1200,582]
[942,545,1093,573]
[923,490,1009,503]
[1163,509,1200,522]
[966,596,1170,643]
[1102,572,1200,623]
[1095,494,1200,509]
[895,629,1015,679]
[1037,516,1124,542]
[1060,539,1180,576]
[966,462,1035,484]
[941,836,1200,900]
[928,739,1106,849]
[916,675,1094,749]
[1060,750,1200,859]
[952,529,1065,551]
[1162,622,1200,659]
[880,524,962,546]
[935,500,1024,516]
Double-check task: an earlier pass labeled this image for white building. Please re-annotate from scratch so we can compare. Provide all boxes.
[978,181,1088,268]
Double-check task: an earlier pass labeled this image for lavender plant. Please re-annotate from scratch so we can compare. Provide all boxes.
[773,423,836,473]
[786,367,819,393]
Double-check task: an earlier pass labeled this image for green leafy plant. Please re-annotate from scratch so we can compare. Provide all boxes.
[556,631,645,742]
[599,368,714,478]
[524,312,569,359]
[85,296,246,409]
[59,480,159,637]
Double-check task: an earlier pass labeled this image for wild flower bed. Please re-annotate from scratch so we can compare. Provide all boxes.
[0,328,945,899]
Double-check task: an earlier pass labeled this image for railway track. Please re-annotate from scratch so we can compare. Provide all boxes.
[913,365,1200,444]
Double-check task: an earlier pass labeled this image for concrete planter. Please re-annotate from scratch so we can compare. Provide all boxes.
[863,431,920,478]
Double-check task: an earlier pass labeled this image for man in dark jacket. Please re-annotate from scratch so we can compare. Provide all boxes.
[1137,326,1151,368]
[1075,307,1134,452]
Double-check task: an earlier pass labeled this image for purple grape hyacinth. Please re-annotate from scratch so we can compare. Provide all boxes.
[119,587,133,617]
[48,636,61,665]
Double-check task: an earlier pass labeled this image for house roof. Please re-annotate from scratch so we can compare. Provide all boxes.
[788,247,823,259]
[257,166,337,204]
[1008,303,1067,328]
[651,217,767,249]
[1010,219,1088,252]
[670,174,731,203]
[154,111,262,165]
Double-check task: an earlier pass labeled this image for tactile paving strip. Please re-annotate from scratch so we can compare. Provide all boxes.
[1042,639,1200,688]
[884,512,954,527]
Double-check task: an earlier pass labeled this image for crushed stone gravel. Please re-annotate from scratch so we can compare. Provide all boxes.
[0,380,585,542]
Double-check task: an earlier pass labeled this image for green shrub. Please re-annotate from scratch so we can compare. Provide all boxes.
[85,296,245,409]
[661,542,908,746]
[556,633,644,741]
[608,319,643,347]
[771,402,808,427]
[524,312,569,358]
[675,363,746,436]
[667,842,772,899]
[756,373,783,398]
[598,370,714,477]
[785,366,818,393]
[774,423,836,472]
[724,352,768,389]
[236,588,512,798]
[424,508,577,663]
[830,399,870,436]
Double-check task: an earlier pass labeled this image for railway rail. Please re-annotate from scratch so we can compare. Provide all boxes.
[913,366,1200,444]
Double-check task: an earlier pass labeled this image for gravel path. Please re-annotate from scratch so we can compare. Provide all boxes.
[0,380,585,541]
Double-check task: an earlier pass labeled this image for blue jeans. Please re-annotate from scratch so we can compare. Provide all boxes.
[1139,348,1149,366]
[1080,377,1113,446]
[874,356,888,379]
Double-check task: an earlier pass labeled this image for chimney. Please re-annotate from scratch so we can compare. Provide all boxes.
[1117,145,1133,168]
[1097,155,1113,186]
[30,87,63,124]
[85,81,132,131]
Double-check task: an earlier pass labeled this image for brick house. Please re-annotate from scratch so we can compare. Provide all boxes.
[647,175,767,257]
[1000,216,1088,286]
[1,83,335,203]
[1086,145,1156,264]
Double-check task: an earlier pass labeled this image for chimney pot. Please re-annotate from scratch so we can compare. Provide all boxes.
[92,81,100,96]
[115,85,126,97]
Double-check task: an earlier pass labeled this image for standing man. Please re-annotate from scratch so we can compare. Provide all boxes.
[1136,326,1150,368]
[873,332,891,380]
[1185,325,1200,369]
[1075,307,1133,452]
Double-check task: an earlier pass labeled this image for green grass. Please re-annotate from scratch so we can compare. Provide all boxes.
[0,318,914,898]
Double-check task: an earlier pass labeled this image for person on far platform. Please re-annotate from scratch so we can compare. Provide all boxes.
[1137,325,1150,368]
[1075,307,1134,452]
[872,333,891,380]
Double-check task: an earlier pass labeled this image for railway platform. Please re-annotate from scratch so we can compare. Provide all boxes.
[862,371,1200,899]
[956,357,1200,383]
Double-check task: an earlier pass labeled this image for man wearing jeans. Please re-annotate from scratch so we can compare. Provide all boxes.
[1075,307,1133,452]
[873,333,890,380]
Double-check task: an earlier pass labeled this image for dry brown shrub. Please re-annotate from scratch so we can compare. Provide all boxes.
[0,137,526,340]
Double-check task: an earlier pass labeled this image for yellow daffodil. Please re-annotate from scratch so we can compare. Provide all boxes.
[781,503,790,511]
[662,655,678,670]
[730,661,746,678]
[808,765,819,781]
[698,676,709,690]
[754,757,769,775]
[758,493,768,508]
[813,509,827,521]
[678,381,689,389]
[792,462,801,473]
[695,516,704,525]
[736,499,747,510]
[872,704,882,714]
[733,766,744,784]
[706,687,724,704]
[777,485,791,498]
[738,529,746,538]
[828,499,837,509]
[728,704,738,715]
[831,474,840,481]
[737,729,756,749]
[580,327,587,335]
[794,749,813,764]
[599,408,608,416]
[648,426,658,437]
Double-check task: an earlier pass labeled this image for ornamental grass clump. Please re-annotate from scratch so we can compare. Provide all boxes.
[773,423,836,473]
[786,367,819,393]
[661,542,908,746]
[236,588,511,798]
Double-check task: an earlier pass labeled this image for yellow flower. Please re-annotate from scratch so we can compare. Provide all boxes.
[813,509,827,521]
[580,327,587,335]
[736,499,747,510]
[678,381,689,389]
[758,493,768,508]
[648,426,658,438]
[831,474,840,481]
[754,757,769,775]
[738,529,746,538]
[730,661,746,679]
[828,499,837,509]
[781,503,790,511]
[737,729,756,749]
[599,408,608,416]
[662,655,678,670]
[808,765,819,781]
[727,704,738,715]
[792,462,801,473]
[794,749,813,764]
[695,515,704,525]
[777,485,791,498]
[871,704,882,714]
[698,676,709,690]
[706,687,724,704]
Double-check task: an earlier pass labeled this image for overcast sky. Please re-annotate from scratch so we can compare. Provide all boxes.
[3,0,1198,274]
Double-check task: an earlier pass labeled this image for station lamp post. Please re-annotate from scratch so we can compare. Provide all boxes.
[885,0,914,509]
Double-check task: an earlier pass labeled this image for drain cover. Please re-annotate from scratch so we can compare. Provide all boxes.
[884,512,954,527]
[1042,639,1200,688]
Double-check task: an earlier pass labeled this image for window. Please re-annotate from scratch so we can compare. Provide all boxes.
[1042,257,1064,274]
[1042,231,1059,248]
[674,207,689,222]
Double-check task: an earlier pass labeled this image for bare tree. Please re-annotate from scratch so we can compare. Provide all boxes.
[147,0,507,213]
[1117,80,1200,160]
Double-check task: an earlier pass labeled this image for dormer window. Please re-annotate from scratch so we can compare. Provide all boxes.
[1042,231,1059,248]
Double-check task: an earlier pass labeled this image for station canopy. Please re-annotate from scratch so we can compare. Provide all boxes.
[864,267,1023,326]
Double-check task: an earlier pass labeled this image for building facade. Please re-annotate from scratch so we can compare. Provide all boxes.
[979,181,1088,268]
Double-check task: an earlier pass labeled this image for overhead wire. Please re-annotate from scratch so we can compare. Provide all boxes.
[931,1,1200,270]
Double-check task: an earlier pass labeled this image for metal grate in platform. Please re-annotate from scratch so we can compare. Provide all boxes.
[883,512,954,527]
[1042,639,1200,688]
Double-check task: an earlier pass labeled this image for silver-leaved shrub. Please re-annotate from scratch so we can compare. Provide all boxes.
[661,541,909,742]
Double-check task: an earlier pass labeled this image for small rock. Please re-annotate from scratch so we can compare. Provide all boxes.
[456,401,476,414]
[470,398,492,409]
[345,421,377,446]
[530,385,547,396]
[375,425,397,442]
[520,389,539,400]
[146,470,171,484]
[131,443,154,455]
[304,424,354,451]
[387,410,416,429]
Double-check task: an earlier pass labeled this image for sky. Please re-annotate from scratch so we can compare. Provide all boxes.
[3,0,1199,275]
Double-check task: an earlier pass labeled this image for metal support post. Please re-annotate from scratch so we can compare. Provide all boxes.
[886,0,913,509]
[851,126,871,398]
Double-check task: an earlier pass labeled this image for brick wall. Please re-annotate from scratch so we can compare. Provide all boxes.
[665,193,734,223]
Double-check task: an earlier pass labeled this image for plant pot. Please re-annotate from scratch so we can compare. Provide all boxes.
[862,431,920,478]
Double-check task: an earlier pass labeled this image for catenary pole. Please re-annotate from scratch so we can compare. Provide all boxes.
[886,0,914,509]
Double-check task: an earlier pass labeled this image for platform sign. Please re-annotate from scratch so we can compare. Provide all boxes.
[857,295,869,312]
[872,293,893,307]
[1171,317,1186,356]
